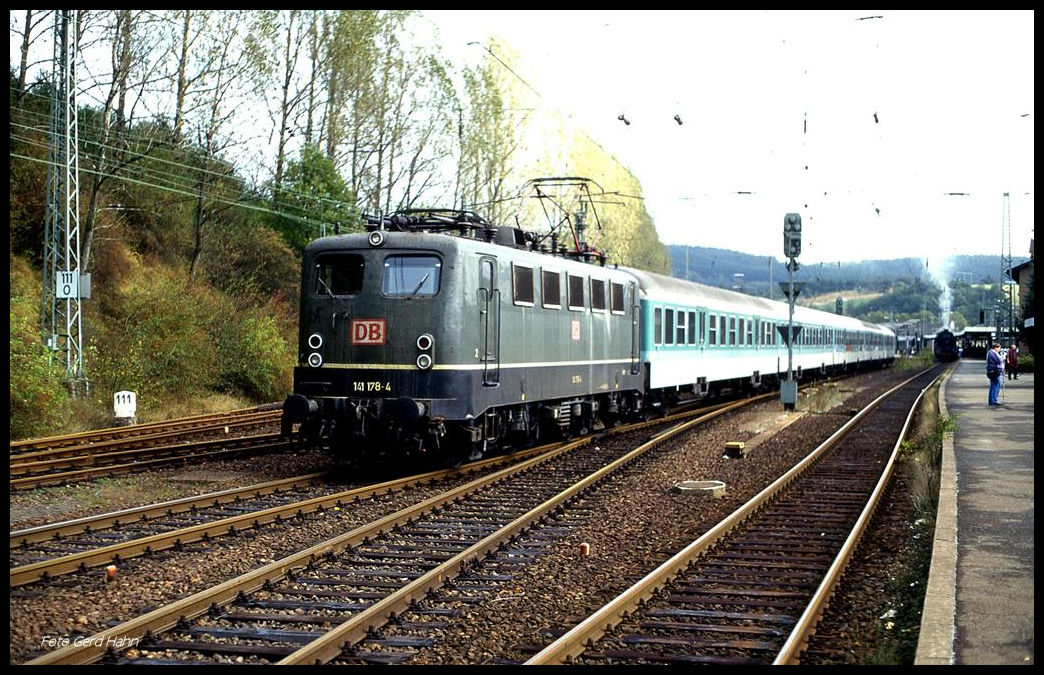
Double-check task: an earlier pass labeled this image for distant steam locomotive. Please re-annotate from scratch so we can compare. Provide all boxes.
[934,328,960,362]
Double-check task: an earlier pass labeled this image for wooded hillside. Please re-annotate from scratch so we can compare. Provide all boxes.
[9,10,669,440]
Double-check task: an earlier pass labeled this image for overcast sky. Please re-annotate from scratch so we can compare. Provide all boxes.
[423,9,1034,267]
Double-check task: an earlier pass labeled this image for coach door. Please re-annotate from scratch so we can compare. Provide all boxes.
[479,257,501,386]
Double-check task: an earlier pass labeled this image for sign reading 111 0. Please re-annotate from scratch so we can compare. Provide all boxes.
[56,270,79,299]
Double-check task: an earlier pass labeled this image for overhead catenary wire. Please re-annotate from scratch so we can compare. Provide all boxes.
[10,115,364,220]
[11,150,335,230]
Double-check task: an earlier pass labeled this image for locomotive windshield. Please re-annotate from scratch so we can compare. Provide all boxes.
[313,253,364,296]
[382,255,441,297]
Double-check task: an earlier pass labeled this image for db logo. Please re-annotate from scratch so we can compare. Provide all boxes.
[351,319,386,345]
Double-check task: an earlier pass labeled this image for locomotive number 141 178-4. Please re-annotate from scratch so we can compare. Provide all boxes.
[352,381,392,393]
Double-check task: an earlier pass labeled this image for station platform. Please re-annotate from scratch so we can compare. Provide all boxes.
[915,359,1034,665]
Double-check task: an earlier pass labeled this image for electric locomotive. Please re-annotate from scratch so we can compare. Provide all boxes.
[281,210,644,464]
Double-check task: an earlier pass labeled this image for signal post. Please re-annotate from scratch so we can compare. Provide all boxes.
[779,213,802,411]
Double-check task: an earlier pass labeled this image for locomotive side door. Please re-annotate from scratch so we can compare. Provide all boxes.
[479,257,501,386]
[629,281,640,374]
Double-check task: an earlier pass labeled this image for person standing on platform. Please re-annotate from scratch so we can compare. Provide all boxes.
[986,342,1004,405]
[1006,344,1019,380]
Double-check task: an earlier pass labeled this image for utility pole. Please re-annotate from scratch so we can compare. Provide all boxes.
[779,213,803,411]
[42,10,88,395]
[1001,192,1013,346]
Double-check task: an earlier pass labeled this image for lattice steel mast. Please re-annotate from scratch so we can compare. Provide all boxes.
[42,9,87,394]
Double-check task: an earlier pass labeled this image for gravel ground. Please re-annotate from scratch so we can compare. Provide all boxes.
[9,473,474,664]
[9,447,333,531]
[10,367,935,665]
[403,371,908,665]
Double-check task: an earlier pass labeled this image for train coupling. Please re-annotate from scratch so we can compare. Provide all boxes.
[281,394,318,436]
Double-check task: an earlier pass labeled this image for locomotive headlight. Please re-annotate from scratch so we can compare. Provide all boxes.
[416,333,434,351]
[368,230,385,247]
[416,353,433,370]
[308,352,323,367]
[308,333,323,349]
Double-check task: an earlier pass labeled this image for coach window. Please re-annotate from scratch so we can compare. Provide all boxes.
[746,319,754,345]
[729,317,737,346]
[591,279,607,312]
[568,274,585,311]
[665,308,675,345]
[610,282,625,314]
[688,311,697,344]
[699,311,706,344]
[654,307,663,345]
[381,255,440,297]
[542,269,561,308]
[676,310,687,344]
[738,318,745,346]
[708,314,717,346]
[512,264,534,306]
[314,253,365,296]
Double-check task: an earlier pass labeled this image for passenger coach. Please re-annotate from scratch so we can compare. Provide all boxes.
[624,268,894,405]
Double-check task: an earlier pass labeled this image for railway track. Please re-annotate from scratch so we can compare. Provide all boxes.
[10,407,283,490]
[525,366,942,665]
[9,447,556,588]
[9,433,292,491]
[9,407,281,455]
[25,395,761,665]
[10,398,747,589]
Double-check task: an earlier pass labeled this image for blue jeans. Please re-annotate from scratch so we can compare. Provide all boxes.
[989,376,1001,404]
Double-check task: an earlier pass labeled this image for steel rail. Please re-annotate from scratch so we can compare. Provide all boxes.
[9,437,292,491]
[9,445,554,587]
[10,412,280,465]
[25,437,593,665]
[10,472,328,548]
[10,431,282,476]
[10,398,751,583]
[27,396,762,665]
[525,367,936,665]
[10,406,277,454]
[280,397,752,665]
[774,371,942,664]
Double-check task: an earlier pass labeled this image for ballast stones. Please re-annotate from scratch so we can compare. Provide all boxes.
[672,480,726,498]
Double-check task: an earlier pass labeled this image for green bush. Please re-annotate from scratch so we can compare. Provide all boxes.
[9,258,72,440]
[86,264,222,416]
[216,313,294,401]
